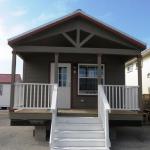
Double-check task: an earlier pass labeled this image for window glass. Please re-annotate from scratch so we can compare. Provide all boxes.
[78,64,104,95]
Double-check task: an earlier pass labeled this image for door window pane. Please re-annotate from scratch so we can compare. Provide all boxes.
[58,67,67,87]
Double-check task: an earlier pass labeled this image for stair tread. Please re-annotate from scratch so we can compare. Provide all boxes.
[50,116,109,149]
[55,130,104,132]
[53,147,108,150]
[54,138,105,141]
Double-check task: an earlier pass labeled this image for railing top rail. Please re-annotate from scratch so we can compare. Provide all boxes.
[103,85,139,88]
[98,85,111,111]
[14,82,56,86]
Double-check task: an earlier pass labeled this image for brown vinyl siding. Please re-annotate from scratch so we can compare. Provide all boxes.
[22,53,127,109]
[23,55,51,83]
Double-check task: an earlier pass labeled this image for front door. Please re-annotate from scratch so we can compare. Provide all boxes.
[51,63,71,109]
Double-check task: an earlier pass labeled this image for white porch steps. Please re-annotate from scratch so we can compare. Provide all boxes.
[50,117,109,150]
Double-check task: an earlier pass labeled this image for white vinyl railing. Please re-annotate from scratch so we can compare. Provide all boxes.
[98,85,111,149]
[49,84,58,149]
[14,83,56,109]
[103,85,139,110]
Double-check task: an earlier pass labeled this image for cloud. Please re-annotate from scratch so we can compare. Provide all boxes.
[32,0,75,24]
[0,0,79,74]
[101,12,113,19]
[0,19,27,74]
[99,12,113,23]
[11,9,27,17]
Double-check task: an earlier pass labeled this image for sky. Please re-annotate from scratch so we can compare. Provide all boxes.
[0,0,150,75]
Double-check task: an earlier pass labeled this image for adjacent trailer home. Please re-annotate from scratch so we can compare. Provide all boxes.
[126,48,150,94]
[8,10,146,150]
[0,74,21,109]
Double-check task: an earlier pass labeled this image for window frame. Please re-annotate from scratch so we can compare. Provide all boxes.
[0,84,3,96]
[78,64,105,95]
[127,64,133,73]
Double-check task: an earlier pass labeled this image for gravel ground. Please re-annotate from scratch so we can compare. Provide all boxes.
[0,111,150,150]
[0,111,49,150]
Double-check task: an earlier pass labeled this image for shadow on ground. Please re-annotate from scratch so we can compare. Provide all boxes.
[111,126,150,150]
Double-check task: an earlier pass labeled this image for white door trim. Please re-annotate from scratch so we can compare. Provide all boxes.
[50,63,71,109]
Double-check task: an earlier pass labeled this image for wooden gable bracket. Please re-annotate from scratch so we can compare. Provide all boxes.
[79,33,94,47]
[62,27,95,48]
[76,27,80,48]
[62,32,77,47]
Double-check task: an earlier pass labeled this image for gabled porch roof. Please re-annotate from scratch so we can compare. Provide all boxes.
[8,10,146,50]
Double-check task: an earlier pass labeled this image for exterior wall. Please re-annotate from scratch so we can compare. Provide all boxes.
[125,54,150,94]
[23,55,51,83]
[142,55,150,94]
[125,62,138,86]
[0,84,10,107]
[23,54,126,108]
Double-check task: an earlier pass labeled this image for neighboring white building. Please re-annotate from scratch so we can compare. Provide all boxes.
[125,48,150,94]
[0,74,21,108]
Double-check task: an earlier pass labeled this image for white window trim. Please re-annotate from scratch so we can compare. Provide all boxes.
[78,63,105,96]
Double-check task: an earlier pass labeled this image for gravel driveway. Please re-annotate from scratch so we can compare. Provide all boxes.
[0,111,150,150]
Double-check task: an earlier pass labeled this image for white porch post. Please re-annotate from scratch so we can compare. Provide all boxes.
[97,54,102,85]
[10,51,16,110]
[54,53,59,83]
[137,54,143,111]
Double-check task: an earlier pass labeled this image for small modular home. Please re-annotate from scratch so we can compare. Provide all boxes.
[8,10,146,150]
[0,74,21,109]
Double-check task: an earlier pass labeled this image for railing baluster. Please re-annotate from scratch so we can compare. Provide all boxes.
[115,86,117,109]
[119,86,121,109]
[112,86,114,109]
[37,85,39,108]
[122,86,125,109]
[33,84,36,108]
[26,84,28,108]
[109,86,110,104]
[18,84,21,108]
[22,84,25,108]
[44,85,46,108]
[30,84,32,108]
[48,85,50,108]
[41,85,43,108]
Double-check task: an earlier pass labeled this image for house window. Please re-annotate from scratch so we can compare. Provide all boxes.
[127,64,133,73]
[0,84,3,96]
[147,73,150,78]
[78,64,105,95]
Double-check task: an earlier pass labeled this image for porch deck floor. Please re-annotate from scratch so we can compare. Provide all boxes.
[10,109,143,121]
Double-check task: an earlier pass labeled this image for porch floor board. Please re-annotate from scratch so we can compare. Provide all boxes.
[58,109,98,117]
[10,109,143,121]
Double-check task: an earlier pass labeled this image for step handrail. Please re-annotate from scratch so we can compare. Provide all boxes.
[98,85,111,148]
[49,84,58,149]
